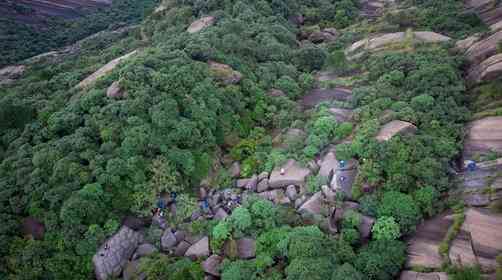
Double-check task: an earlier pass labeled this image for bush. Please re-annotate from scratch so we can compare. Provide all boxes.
[354,240,406,280]
[294,45,327,72]
[372,216,401,241]
[377,191,421,234]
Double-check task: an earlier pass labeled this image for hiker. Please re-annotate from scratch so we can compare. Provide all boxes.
[280,168,285,175]
[339,160,346,168]
[466,160,477,172]
[339,176,346,182]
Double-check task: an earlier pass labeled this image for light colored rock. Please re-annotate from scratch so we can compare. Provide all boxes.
[328,108,353,123]
[464,193,491,207]
[0,65,26,85]
[214,208,229,220]
[236,178,250,189]
[174,241,191,257]
[269,159,311,188]
[92,226,143,280]
[258,172,269,182]
[298,192,324,215]
[161,229,178,251]
[319,152,339,178]
[456,35,481,51]
[464,30,502,64]
[208,61,242,85]
[185,236,210,259]
[257,178,269,193]
[230,162,241,178]
[106,81,125,98]
[321,185,336,202]
[245,175,258,191]
[330,168,358,200]
[400,271,448,280]
[202,255,223,276]
[187,16,216,33]
[376,120,417,142]
[463,117,502,158]
[465,0,502,26]
[286,185,298,201]
[468,53,502,85]
[359,215,375,240]
[237,238,256,259]
[449,230,478,266]
[77,50,137,89]
[132,243,157,260]
[302,88,353,109]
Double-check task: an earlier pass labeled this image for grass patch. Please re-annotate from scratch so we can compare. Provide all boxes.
[438,205,465,262]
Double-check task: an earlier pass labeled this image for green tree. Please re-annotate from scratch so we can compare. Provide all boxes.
[372,216,401,241]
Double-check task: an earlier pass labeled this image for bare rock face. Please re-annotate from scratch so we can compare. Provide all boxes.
[465,0,502,26]
[202,255,223,276]
[0,65,26,86]
[346,32,450,60]
[328,108,354,123]
[406,212,453,269]
[269,159,311,188]
[298,192,324,215]
[319,152,339,178]
[185,236,210,259]
[467,53,502,84]
[464,30,502,64]
[77,50,137,89]
[302,88,353,110]
[376,120,417,142]
[93,226,143,280]
[161,229,178,251]
[208,61,243,85]
[463,117,502,159]
[187,16,216,33]
[400,271,448,280]
[132,243,157,260]
[237,238,256,259]
[106,81,126,98]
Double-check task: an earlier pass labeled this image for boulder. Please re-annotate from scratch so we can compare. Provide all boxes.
[376,120,417,142]
[449,230,478,266]
[236,178,250,189]
[465,0,502,26]
[463,117,502,159]
[245,175,259,191]
[208,61,242,85]
[106,81,125,98]
[174,241,191,257]
[359,215,375,240]
[257,179,269,193]
[187,16,216,33]
[214,208,229,220]
[464,193,491,207]
[301,88,353,109]
[321,185,336,202]
[237,238,256,259]
[161,229,178,251]
[21,217,45,240]
[330,168,358,200]
[0,65,26,85]
[467,53,502,85]
[298,192,324,215]
[202,255,223,277]
[230,162,241,178]
[286,185,298,201]
[269,159,311,188]
[77,50,137,89]
[258,172,269,182]
[185,236,210,259]
[92,226,143,280]
[463,30,502,64]
[308,30,337,44]
[319,152,339,179]
[400,271,448,280]
[328,108,354,123]
[132,243,157,260]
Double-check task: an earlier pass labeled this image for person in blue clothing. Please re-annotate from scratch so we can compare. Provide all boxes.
[467,160,477,172]
[339,160,346,168]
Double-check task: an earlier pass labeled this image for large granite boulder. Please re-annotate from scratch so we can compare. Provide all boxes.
[463,117,502,159]
[467,53,502,84]
[269,159,311,188]
[208,61,242,85]
[187,16,216,33]
[406,212,453,269]
[330,166,358,200]
[106,81,126,99]
[319,152,339,178]
[301,88,353,110]
[185,236,210,259]
[465,0,502,26]
[298,192,324,215]
[236,238,256,259]
[463,30,502,64]
[202,255,223,277]
[161,228,178,251]
[328,108,354,123]
[92,226,143,280]
[132,243,157,260]
[376,120,417,142]
[400,271,448,280]
[346,32,450,60]
[76,50,137,89]
[0,65,26,86]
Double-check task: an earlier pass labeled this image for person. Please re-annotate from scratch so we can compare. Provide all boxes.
[339,176,346,182]
[466,160,477,172]
[339,160,346,168]
[280,168,285,175]
[170,192,177,202]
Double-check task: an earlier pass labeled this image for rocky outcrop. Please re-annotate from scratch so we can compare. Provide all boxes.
[400,271,448,280]
[208,61,243,85]
[236,238,256,259]
[202,255,223,277]
[328,108,354,123]
[269,159,311,188]
[298,192,324,215]
[308,28,338,44]
[76,50,137,89]
[465,0,502,26]
[463,117,502,158]
[467,53,502,84]
[360,0,394,19]
[92,226,143,280]
[0,65,26,86]
[106,81,127,99]
[187,16,216,33]
[185,236,210,259]
[346,32,450,60]
[376,120,417,142]
[301,88,352,109]
[405,212,453,269]
[330,163,359,200]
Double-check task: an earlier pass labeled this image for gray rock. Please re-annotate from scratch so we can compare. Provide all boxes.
[161,229,178,251]
[295,195,308,209]
[0,65,26,86]
[359,215,375,240]
[463,116,502,159]
[236,178,250,189]
[92,226,143,280]
[376,120,417,142]
[464,193,491,207]
[185,236,210,259]
[174,241,191,257]
[187,16,216,33]
[298,192,324,215]
[258,172,269,182]
[257,178,269,193]
[246,175,259,191]
[321,185,336,202]
[214,208,229,220]
[237,238,256,259]
[319,152,339,179]
[199,187,208,199]
[272,189,291,205]
[269,159,311,189]
[330,167,358,200]
[286,185,298,201]
[400,271,448,280]
[106,81,125,99]
[132,243,157,260]
[208,61,242,85]
[174,230,186,244]
[202,255,223,276]
[123,260,145,280]
[230,162,241,178]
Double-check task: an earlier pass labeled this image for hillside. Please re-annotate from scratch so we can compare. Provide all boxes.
[1,0,502,280]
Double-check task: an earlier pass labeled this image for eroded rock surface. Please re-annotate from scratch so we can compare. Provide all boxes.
[187,16,216,33]
[269,159,311,188]
[0,65,26,86]
[376,120,417,142]
[463,117,502,158]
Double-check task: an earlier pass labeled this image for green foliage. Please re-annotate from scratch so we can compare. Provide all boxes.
[413,186,439,217]
[377,191,421,234]
[286,257,334,280]
[438,210,465,258]
[212,221,232,251]
[293,44,327,72]
[228,207,253,235]
[354,240,406,280]
[139,253,204,280]
[332,263,364,280]
[448,266,482,280]
[372,216,401,241]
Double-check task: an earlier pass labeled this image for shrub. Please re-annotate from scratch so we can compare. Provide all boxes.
[354,240,406,280]
[377,191,421,234]
[228,207,252,234]
[372,216,401,241]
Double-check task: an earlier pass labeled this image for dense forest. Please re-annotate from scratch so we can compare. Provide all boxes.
[0,0,159,67]
[1,0,502,279]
